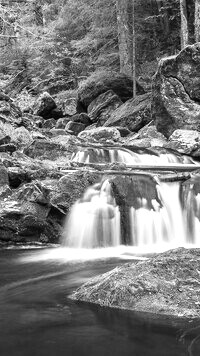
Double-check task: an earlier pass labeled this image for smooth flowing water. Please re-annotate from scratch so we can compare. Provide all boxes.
[63,177,200,251]
[1,248,200,356]
[72,147,196,165]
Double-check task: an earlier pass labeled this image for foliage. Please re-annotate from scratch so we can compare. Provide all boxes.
[0,0,196,96]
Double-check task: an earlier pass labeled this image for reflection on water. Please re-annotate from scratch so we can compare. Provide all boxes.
[0,248,200,356]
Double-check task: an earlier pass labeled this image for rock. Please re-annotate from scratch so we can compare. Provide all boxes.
[104,93,151,132]
[62,97,77,116]
[126,124,168,147]
[0,134,11,145]
[24,137,78,161]
[8,167,29,188]
[49,129,67,137]
[152,43,200,138]
[49,171,100,215]
[33,92,57,119]
[42,118,57,129]
[78,71,145,109]
[70,248,200,318]
[115,127,131,137]
[71,113,91,126]
[0,144,17,153]
[56,117,71,129]
[87,90,122,124]
[22,114,44,130]
[78,127,121,143]
[11,127,33,147]
[166,129,200,156]
[0,164,9,186]
[0,200,50,242]
[65,121,86,135]
[50,108,64,120]
[0,98,22,125]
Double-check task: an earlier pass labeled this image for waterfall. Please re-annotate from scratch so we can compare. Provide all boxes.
[72,147,195,165]
[61,147,200,251]
[62,176,200,250]
[63,180,121,248]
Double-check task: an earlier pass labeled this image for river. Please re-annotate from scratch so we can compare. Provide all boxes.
[0,247,200,356]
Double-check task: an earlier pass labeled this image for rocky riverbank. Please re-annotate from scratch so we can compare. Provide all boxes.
[70,248,200,319]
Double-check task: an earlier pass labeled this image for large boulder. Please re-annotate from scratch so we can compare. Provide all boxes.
[77,71,145,109]
[87,90,123,125]
[152,43,200,138]
[70,248,200,318]
[104,93,151,132]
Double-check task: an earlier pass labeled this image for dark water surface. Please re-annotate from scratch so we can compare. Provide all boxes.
[0,248,200,356]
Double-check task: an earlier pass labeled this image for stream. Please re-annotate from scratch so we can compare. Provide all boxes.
[0,247,200,356]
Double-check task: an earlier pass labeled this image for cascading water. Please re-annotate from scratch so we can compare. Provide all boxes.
[61,147,200,252]
[63,180,121,248]
[72,146,196,165]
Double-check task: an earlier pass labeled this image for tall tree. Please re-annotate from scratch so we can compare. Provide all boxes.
[195,0,200,42]
[180,0,189,48]
[116,0,136,98]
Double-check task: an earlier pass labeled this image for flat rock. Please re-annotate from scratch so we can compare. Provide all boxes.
[70,248,200,319]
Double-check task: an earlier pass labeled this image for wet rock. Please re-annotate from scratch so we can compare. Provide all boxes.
[110,175,160,243]
[42,118,56,129]
[65,121,86,135]
[87,90,122,124]
[152,43,200,138]
[33,92,57,119]
[78,127,121,143]
[70,248,200,318]
[104,93,151,132]
[78,71,145,109]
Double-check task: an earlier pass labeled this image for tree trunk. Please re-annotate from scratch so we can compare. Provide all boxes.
[132,0,136,98]
[116,0,133,78]
[116,0,136,98]
[180,0,189,48]
[195,0,200,42]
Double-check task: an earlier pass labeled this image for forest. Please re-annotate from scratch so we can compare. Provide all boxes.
[1,2,200,356]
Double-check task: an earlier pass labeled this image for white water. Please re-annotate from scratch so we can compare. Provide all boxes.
[72,148,195,165]
[62,178,200,251]
[63,180,121,248]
